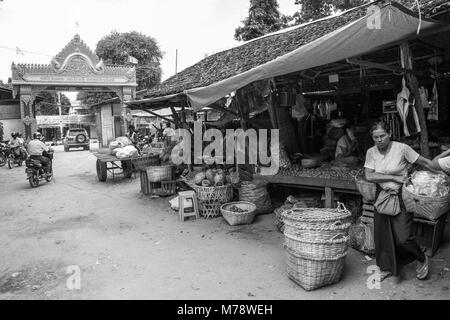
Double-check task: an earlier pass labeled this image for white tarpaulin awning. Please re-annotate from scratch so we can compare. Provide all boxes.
[182,3,448,111]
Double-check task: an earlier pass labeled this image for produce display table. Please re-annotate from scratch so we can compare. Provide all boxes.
[93,153,134,182]
[255,164,360,208]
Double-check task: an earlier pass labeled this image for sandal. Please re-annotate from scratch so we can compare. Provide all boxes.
[379,270,393,282]
[416,255,429,280]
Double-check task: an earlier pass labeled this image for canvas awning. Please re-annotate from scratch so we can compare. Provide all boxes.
[182,3,447,111]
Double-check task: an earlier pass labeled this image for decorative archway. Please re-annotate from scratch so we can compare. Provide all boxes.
[11,34,137,139]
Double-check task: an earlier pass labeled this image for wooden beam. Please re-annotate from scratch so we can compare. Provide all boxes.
[347,59,423,76]
[128,105,177,125]
[208,103,239,117]
[169,105,181,127]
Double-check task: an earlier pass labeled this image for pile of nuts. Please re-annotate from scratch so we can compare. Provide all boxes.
[278,164,362,180]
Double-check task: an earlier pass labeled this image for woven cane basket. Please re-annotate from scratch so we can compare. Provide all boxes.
[131,154,160,171]
[402,186,450,220]
[285,247,347,291]
[355,177,377,202]
[146,165,174,182]
[284,233,349,259]
[220,201,257,226]
[281,202,352,225]
[192,184,234,218]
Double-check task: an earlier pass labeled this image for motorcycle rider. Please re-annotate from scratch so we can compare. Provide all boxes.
[8,132,24,159]
[27,132,52,175]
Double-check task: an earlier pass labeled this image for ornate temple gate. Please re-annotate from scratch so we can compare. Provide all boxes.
[10,34,137,141]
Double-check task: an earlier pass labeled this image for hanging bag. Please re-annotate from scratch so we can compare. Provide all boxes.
[374,188,401,216]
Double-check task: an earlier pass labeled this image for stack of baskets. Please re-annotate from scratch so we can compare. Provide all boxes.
[281,202,351,291]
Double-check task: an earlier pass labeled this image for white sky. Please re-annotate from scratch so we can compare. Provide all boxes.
[0,0,298,100]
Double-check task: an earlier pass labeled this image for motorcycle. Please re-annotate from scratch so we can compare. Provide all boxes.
[25,150,54,188]
[7,146,24,169]
[0,143,7,167]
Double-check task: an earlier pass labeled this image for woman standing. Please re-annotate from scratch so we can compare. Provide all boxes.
[364,121,431,281]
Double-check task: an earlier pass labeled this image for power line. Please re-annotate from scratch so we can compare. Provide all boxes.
[0,44,52,57]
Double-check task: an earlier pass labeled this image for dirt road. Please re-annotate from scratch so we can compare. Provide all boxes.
[0,145,449,300]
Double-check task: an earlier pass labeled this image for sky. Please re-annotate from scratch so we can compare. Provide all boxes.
[0,0,299,100]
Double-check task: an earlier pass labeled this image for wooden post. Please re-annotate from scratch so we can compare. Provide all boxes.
[400,43,431,158]
[325,187,335,208]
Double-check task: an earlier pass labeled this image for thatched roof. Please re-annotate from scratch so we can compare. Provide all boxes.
[143,0,449,99]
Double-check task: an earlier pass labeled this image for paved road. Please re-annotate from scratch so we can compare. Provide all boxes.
[0,145,449,300]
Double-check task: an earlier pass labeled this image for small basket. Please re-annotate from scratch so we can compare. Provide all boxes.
[146,165,174,182]
[220,201,257,226]
[355,177,377,202]
[402,186,450,220]
[192,184,234,218]
[131,154,160,171]
[285,247,347,291]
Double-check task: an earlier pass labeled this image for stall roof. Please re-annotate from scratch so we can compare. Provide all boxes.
[130,0,449,112]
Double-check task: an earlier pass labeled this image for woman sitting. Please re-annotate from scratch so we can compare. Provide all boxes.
[334,122,360,165]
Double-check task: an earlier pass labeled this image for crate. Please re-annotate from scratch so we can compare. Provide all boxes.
[140,170,177,196]
[413,214,448,256]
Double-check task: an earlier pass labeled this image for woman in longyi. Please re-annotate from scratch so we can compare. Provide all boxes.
[364,121,434,281]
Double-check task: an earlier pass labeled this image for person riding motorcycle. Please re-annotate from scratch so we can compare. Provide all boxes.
[27,132,52,175]
[8,132,27,160]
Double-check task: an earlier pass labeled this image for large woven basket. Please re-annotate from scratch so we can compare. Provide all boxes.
[284,232,349,259]
[220,201,257,226]
[285,248,347,291]
[355,177,377,202]
[402,186,450,220]
[131,154,160,171]
[146,165,174,182]
[281,202,352,225]
[192,184,234,218]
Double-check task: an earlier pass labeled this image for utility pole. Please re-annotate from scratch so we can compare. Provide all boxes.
[175,49,178,75]
[58,92,63,143]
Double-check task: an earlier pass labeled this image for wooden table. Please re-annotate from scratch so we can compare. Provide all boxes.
[255,174,359,208]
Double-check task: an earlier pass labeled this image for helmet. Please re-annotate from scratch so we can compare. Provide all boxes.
[33,132,42,140]
[11,132,17,138]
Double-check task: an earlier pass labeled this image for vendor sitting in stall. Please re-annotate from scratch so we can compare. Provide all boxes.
[334,122,361,165]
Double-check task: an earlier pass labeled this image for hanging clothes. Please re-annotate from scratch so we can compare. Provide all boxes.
[396,77,420,137]
[428,81,439,121]
[292,93,308,120]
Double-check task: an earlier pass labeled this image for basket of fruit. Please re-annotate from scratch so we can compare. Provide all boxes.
[220,201,257,226]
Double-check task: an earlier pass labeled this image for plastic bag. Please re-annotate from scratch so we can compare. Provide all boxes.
[349,220,375,255]
[407,170,450,197]
[116,145,138,159]
[115,136,133,147]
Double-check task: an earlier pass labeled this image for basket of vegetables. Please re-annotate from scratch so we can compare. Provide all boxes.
[185,168,235,218]
[220,201,257,226]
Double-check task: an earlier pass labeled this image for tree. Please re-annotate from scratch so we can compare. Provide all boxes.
[292,0,368,24]
[79,31,163,105]
[235,0,289,41]
[37,92,70,115]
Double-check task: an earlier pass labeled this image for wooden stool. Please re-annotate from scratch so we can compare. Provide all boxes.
[178,191,199,222]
